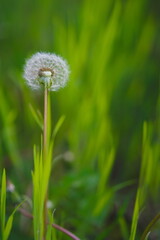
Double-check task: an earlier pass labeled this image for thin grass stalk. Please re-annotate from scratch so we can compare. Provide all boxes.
[0,169,6,240]
[140,212,160,240]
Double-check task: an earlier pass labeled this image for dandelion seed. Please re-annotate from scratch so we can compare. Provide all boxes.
[23,52,70,91]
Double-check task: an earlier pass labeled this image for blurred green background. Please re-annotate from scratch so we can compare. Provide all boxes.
[0,0,160,239]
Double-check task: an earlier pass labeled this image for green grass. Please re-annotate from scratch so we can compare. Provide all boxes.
[0,169,23,240]
[0,0,160,239]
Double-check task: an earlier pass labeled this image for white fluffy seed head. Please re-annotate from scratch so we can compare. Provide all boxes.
[23,52,70,91]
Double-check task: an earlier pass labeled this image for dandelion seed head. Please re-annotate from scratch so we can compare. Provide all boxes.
[23,52,70,91]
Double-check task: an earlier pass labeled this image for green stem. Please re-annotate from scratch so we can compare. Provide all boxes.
[44,88,48,159]
[140,212,160,240]
[43,87,49,240]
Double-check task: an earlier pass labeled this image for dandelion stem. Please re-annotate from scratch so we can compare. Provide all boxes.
[44,87,48,157]
[43,87,49,240]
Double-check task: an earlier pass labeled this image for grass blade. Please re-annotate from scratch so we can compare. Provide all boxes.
[4,215,13,240]
[52,115,65,139]
[29,104,43,130]
[0,169,6,239]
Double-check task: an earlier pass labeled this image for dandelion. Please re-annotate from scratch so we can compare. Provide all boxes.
[23,52,70,240]
[23,52,70,91]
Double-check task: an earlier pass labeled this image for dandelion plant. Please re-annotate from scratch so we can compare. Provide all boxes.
[24,52,70,240]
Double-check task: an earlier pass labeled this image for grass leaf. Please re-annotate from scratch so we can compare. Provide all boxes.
[4,215,13,240]
[52,115,65,139]
[29,104,43,130]
[0,169,6,239]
